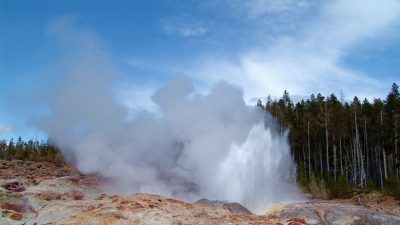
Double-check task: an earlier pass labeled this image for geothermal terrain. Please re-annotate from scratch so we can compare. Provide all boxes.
[0,160,399,225]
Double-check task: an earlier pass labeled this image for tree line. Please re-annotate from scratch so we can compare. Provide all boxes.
[257,83,400,198]
[0,137,63,163]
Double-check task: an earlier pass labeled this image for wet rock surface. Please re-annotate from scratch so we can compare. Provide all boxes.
[195,198,253,215]
[0,159,399,225]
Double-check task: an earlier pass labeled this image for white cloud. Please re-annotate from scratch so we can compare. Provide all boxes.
[187,0,400,100]
[0,125,14,134]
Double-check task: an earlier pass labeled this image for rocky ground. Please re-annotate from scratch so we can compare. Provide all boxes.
[1,159,399,225]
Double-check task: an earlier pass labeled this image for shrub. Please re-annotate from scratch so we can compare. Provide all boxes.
[296,164,310,191]
[362,179,377,194]
[307,175,329,199]
[384,175,400,199]
[327,175,354,199]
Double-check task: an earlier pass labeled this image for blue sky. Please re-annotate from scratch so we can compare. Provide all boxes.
[1,0,400,141]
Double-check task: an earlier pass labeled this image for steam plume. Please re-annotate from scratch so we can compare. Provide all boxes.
[38,18,303,213]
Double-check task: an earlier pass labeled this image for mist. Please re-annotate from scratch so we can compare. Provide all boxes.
[37,18,304,213]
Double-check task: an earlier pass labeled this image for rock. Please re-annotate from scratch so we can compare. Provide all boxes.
[195,198,253,215]
[34,191,62,201]
[1,202,27,213]
[2,181,26,192]
[0,201,34,221]
[1,159,399,225]
[60,194,273,225]
[9,212,23,220]
[351,192,400,217]
[72,191,85,200]
[276,218,308,225]
[273,201,400,225]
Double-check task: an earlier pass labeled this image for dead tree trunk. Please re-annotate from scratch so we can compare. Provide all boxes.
[378,146,383,189]
[319,145,323,175]
[380,110,387,180]
[308,121,311,177]
[340,138,343,176]
[334,144,337,181]
[364,118,369,182]
[383,147,388,179]
[395,114,398,179]
[354,105,365,187]
[326,111,329,173]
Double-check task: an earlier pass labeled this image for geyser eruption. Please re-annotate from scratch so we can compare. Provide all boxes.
[38,19,303,213]
[40,77,303,213]
[217,124,301,212]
